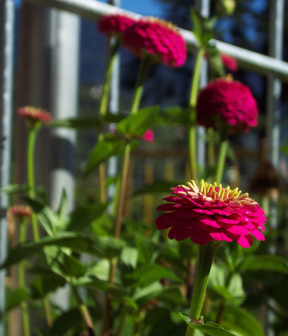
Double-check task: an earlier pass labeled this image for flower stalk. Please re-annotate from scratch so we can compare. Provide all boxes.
[185,242,220,336]
[27,126,53,328]
[188,47,204,182]
[215,130,229,184]
[99,39,121,203]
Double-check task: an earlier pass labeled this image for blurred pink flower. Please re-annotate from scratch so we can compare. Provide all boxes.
[196,77,258,133]
[98,13,136,38]
[156,180,266,248]
[18,106,53,124]
[7,205,32,224]
[141,129,154,142]
[122,18,187,67]
[221,53,238,72]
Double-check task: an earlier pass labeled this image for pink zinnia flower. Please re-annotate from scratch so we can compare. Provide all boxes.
[196,77,258,133]
[7,205,32,224]
[98,13,136,38]
[122,18,187,67]
[18,106,53,125]
[221,53,238,72]
[141,129,154,142]
[156,180,266,248]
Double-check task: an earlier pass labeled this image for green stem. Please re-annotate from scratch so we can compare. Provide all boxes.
[101,56,152,336]
[19,223,31,336]
[185,243,219,336]
[99,39,121,118]
[207,128,215,168]
[27,127,53,328]
[215,138,229,184]
[98,40,121,203]
[71,286,95,336]
[188,48,204,182]
[27,128,39,241]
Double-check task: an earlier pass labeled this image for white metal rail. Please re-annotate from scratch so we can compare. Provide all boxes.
[25,0,288,81]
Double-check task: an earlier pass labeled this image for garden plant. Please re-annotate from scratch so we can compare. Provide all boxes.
[2,2,288,336]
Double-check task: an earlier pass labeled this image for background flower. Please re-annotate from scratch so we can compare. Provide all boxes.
[18,106,53,124]
[98,13,136,38]
[156,180,266,248]
[122,18,187,67]
[196,78,258,133]
[221,53,238,72]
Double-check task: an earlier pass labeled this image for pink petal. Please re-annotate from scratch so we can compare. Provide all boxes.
[175,210,200,220]
[226,225,249,235]
[163,196,189,204]
[216,217,240,225]
[250,229,265,241]
[181,218,202,231]
[190,230,213,245]
[157,203,180,211]
[198,215,222,228]
[155,213,174,230]
[211,209,232,216]
[193,208,214,215]
[168,225,190,241]
[209,231,233,242]
[236,234,253,248]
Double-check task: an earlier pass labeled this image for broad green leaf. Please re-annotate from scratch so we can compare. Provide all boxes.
[128,263,181,287]
[55,252,86,278]
[158,106,183,125]
[0,184,30,194]
[157,286,187,306]
[66,203,108,231]
[6,287,30,311]
[0,233,125,268]
[48,117,102,129]
[83,139,125,176]
[221,305,265,336]
[116,106,159,137]
[30,274,66,298]
[133,180,184,196]
[49,308,81,336]
[23,197,58,236]
[121,246,138,269]
[133,282,163,304]
[180,313,236,336]
[238,255,288,274]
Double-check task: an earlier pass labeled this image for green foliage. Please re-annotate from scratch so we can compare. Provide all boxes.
[6,287,30,311]
[238,255,288,274]
[191,8,217,46]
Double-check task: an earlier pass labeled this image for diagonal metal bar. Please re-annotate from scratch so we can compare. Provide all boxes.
[0,0,14,335]
[24,0,288,81]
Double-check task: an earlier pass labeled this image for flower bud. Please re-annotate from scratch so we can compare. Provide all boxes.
[217,0,236,16]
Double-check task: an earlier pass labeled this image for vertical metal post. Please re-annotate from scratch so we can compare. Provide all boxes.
[49,10,80,213]
[266,2,284,335]
[266,0,284,168]
[0,1,14,335]
[49,9,80,310]
[195,0,210,171]
[107,0,121,201]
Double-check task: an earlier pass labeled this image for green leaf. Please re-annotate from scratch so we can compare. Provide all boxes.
[221,305,265,336]
[133,180,184,196]
[121,246,138,269]
[48,117,102,129]
[66,203,108,231]
[23,198,58,236]
[49,308,81,336]
[0,233,125,269]
[205,43,225,77]
[30,274,66,298]
[0,184,30,194]
[6,287,30,311]
[83,139,125,176]
[280,143,288,156]
[156,286,187,306]
[180,313,236,336]
[116,106,159,137]
[191,8,216,45]
[128,264,181,287]
[238,255,288,274]
[133,282,164,306]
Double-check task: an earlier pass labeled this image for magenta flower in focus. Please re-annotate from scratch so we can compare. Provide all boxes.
[18,106,53,127]
[98,13,136,38]
[156,179,266,248]
[141,129,154,142]
[122,18,187,67]
[221,53,238,72]
[196,77,258,133]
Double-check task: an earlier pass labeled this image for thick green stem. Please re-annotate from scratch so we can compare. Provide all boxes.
[71,286,95,336]
[185,243,218,336]
[19,223,30,336]
[207,128,215,168]
[98,40,121,203]
[215,139,229,184]
[27,128,40,241]
[188,48,204,182]
[27,127,53,328]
